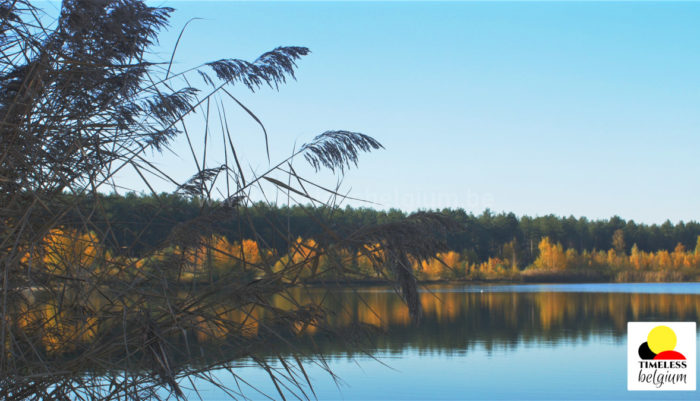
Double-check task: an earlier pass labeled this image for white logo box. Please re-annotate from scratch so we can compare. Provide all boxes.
[628,321,696,391]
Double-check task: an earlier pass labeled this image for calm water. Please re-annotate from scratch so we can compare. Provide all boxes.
[175,283,700,400]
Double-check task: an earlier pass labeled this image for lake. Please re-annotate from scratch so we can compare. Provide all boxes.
[173,283,700,400]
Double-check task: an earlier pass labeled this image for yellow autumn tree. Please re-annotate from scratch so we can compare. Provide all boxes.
[655,250,672,270]
[532,237,567,270]
[630,244,644,270]
[420,251,462,280]
[239,239,262,266]
[273,237,322,279]
[209,234,235,267]
[27,228,102,276]
[207,236,262,267]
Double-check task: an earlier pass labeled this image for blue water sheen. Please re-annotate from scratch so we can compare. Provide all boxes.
[171,283,700,400]
[178,337,700,400]
[354,282,700,295]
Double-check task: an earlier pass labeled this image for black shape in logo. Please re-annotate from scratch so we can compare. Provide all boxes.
[638,341,657,360]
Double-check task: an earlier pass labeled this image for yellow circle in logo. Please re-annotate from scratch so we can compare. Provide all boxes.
[647,325,677,354]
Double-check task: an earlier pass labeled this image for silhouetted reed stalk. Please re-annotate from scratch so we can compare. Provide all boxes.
[0,1,454,399]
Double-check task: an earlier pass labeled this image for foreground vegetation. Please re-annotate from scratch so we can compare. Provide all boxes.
[1,1,450,399]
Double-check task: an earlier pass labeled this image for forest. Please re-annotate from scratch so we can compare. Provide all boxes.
[29,192,700,284]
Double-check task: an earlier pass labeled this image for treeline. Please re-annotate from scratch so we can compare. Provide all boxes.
[22,228,700,284]
[57,192,700,268]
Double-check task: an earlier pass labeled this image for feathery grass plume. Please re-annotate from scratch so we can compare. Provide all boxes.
[303,131,384,173]
[206,46,310,91]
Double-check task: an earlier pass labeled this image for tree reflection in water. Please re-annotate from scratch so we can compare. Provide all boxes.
[8,285,700,365]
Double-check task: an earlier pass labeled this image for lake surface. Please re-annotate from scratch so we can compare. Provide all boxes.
[175,283,700,400]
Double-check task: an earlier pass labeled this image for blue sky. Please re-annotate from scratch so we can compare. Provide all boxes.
[121,1,700,223]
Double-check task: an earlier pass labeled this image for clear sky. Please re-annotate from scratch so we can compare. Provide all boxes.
[120,1,700,224]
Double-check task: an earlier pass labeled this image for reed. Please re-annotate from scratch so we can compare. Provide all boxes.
[0,1,453,399]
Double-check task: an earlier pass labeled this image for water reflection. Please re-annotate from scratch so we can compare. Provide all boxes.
[291,285,700,356]
[9,284,700,360]
[169,284,700,400]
